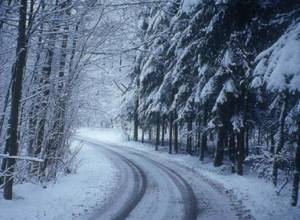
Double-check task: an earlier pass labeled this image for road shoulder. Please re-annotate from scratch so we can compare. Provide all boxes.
[0,139,118,220]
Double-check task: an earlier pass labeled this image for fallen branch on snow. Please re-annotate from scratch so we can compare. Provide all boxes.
[0,154,44,162]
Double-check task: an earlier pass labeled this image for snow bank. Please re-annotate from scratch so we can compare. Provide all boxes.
[175,159,300,220]
[0,139,117,220]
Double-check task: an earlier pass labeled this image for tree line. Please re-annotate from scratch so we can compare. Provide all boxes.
[122,0,300,206]
[0,0,141,200]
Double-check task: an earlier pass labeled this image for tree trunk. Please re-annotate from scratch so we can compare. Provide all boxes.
[0,79,12,138]
[3,0,28,200]
[174,118,178,154]
[169,113,173,154]
[42,0,72,180]
[149,128,152,142]
[186,115,192,155]
[236,86,249,175]
[34,1,58,172]
[199,108,207,161]
[27,10,45,169]
[236,127,245,175]
[200,132,207,161]
[291,123,300,206]
[67,22,80,84]
[214,126,225,167]
[155,113,160,151]
[257,126,261,146]
[141,128,144,143]
[272,93,288,186]
[196,118,201,156]
[196,128,200,153]
[245,126,249,156]
[161,116,165,146]
[133,98,139,141]
[229,132,236,173]
[0,126,10,185]
[270,131,275,154]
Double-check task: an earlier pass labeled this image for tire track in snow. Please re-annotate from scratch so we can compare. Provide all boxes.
[77,138,147,220]
[79,137,199,219]
[97,141,198,220]
[112,155,147,220]
[126,150,198,220]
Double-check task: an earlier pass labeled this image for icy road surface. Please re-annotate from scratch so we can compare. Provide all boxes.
[76,136,245,220]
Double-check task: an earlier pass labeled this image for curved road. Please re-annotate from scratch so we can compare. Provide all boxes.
[77,137,247,220]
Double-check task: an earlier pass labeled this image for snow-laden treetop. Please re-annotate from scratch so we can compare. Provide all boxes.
[252,21,300,92]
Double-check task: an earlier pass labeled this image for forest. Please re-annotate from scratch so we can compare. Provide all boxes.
[122,0,300,206]
[0,0,300,219]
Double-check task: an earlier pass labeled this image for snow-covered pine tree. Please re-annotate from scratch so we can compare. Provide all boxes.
[139,4,170,147]
[253,20,300,204]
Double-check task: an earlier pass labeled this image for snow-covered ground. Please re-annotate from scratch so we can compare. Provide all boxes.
[1,127,299,220]
[0,139,117,220]
[78,127,300,220]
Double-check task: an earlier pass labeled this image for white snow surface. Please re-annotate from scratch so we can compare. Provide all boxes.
[181,0,202,13]
[253,21,300,92]
[1,128,299,220]
[212,79,239,112]
[77,128,300,220]
[0,139,117,220]
[181,0,228,13]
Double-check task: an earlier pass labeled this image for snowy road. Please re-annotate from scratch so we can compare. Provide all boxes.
[77,136,243,220]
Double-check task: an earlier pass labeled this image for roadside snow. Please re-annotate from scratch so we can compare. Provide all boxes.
[0,139,117,220]
[78,127,300,220]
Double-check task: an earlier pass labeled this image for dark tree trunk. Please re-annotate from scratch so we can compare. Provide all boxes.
[199,108,207,161]
[229,132,236,173]
[133,98,139,141]
[149,128,152,142]
[27,108,36,156]
[174,118,178,154]
[245,127,249,156]
[0,79,12,138]
[169,113,173,154]
[196,111,201,156]
[272,93,288,186]
[270,132,275,154]
[67,22,80,83]
[196,125,200,152]
[34,2,58,170]
[3,0,28,200]
[161,116,165,146]
[257,126,261,146]
[236,127,245,175]
[41,0,71,180]
[141,128,144,143]
[186,115,193,155]
[0,127,10,185]
[214,126,225,167]
[291,123,300,206]
[236,86,249,176]
[155,113,160,151]
[200,132,207,161]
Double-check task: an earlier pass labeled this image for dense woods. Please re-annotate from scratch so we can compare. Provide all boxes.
[0,0,137,200]
[122,0,300,206]
[0,0,89,199]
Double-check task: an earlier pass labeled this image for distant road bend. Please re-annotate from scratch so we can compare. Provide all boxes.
[77,136,244,220]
